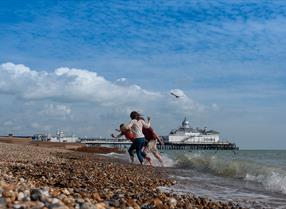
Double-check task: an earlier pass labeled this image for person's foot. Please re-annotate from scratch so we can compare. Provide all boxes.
[145,156,152,166]
[158,158,164,167]
[130,156,134,163]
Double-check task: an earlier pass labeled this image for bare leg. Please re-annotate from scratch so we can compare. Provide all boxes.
[152,150,164,166]
[144,155,153,166]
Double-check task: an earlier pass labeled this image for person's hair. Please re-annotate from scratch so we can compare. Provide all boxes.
[130,111,139,119]
[120,123,127,132]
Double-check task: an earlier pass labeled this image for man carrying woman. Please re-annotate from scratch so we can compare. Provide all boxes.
[111,111,152,165]
[125,111,152,165]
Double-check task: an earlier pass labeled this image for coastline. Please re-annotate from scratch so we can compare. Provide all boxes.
[0,141,244,209]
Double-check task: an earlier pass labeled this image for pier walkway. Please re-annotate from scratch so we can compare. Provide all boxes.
[80,139,238,150]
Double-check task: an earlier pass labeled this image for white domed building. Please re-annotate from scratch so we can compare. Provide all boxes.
[168,117,220,143]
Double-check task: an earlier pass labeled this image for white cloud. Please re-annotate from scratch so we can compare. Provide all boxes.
[0,62,208,136]
[31,122,40,129]
[116,77,127,82]
[3,120,13,126]
[0,63,161,106]
[211,103,220,111]
[0,63,205,114]
[30,122,51,132]
[39,104,71,118]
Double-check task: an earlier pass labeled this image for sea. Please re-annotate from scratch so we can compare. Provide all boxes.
[103,150,286,209]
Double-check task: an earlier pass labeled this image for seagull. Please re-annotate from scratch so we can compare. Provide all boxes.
[170,92,181,98]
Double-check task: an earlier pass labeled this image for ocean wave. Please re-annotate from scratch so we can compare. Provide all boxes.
[146,154,176,167]
[99,152,125,156]
[174,153,286,194]
[99,152,177,167]
[245,172,286,194]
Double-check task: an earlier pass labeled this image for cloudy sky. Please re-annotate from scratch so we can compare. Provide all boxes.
[0,0,286,149]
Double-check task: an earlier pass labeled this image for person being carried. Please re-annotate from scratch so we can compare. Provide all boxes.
[125,111,152,165]
[111,123,135,142]
[141,118,165,166]
[111,124,136,163]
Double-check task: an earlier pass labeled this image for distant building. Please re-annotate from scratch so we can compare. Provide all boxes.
[32,130,79,143]
[32,134,49,141]
[167,117,220,143]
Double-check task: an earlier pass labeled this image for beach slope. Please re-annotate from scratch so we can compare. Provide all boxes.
[0,142,243,209]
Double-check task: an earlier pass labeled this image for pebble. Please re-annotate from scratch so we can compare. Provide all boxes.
[17,192,24,201]
[37,201,45,208]
[13,204,23,209]
[19,178,25,183]
[94,202,107,209]
[0,197,7,208]
[0,142,246,209]
[30,189,41,201]
[23,190,30,196]
[51,198,60,204]
[76,198,85,204]
[169,197,177,208]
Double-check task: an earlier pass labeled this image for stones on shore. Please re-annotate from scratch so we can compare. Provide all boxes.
[30,189,41,201]
[0,142,245,209]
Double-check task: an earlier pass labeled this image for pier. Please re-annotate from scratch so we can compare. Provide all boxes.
[80,138,238,150]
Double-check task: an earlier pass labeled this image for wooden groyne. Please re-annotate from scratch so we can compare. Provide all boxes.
[81,139,239,150]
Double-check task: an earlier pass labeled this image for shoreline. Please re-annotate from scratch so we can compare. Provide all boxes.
[0,141,244,209]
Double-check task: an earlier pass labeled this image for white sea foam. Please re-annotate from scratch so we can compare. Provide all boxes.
[160,154,176,167]
[245,172,286,194]
[174,152,286,195]
[100,150,176,168]
[99,152,125,157]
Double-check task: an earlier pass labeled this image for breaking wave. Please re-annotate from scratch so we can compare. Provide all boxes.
[175,153,286,194]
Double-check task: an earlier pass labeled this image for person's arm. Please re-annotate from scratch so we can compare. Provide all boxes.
[141,117,151,128]
[111,132,123,139]
[125,120,135,129]
[154,131,164,145]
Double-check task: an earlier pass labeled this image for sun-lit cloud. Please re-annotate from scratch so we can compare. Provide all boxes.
[0,62,207,136]
[0,63,162,106]
[39,104,72,118]
[0,63,205,114]
[116,78,127,83]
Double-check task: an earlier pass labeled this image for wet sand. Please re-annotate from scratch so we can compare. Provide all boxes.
[0,140,245,209]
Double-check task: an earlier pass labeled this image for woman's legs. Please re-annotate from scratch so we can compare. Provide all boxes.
[134,138,151,165]
[152,150,164,166]
[128,142,136,163]
[135,138,145,164]
[148,140,164,166]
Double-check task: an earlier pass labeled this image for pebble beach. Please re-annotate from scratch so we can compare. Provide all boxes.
[0,140,245,209]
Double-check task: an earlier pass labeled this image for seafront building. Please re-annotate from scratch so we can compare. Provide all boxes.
[167,117,220,143]
[81,117,238,150]
[32,130,79,143]
[31,117,237,150]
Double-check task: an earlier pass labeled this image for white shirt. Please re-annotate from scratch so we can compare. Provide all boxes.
[126,119,151,138]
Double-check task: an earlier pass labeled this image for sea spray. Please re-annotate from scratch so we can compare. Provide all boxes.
[149,153,176,167]
[173,152,286,194]
[245,172,286,194]
[99,150,177,167]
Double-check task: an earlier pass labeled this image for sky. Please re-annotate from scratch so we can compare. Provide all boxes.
[0,0,286,149]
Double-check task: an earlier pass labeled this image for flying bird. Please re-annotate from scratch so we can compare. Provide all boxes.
[170,92,181,98]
